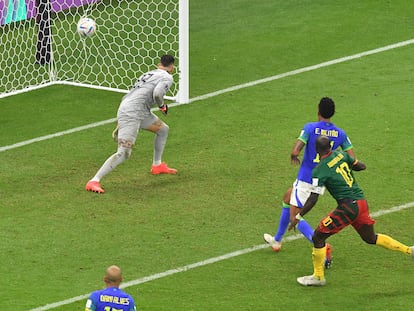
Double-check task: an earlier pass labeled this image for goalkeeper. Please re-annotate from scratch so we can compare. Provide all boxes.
[290,135,414,286]
[86,54,177,194]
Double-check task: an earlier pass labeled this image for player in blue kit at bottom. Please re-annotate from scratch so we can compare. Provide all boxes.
[264,97,358,268]
[85,265,136,311]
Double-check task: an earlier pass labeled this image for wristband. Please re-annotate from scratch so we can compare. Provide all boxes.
[295,213,303,220]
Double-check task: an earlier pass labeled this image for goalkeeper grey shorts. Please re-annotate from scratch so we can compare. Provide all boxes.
[117,112,159,146]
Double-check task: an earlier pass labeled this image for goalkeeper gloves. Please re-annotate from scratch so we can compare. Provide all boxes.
[159,103,168,115]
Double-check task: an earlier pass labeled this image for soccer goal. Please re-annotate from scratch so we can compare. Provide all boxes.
[0,0,189,103]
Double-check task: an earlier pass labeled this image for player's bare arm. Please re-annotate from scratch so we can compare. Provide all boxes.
[290,140,305,165]
[345,148,355,158]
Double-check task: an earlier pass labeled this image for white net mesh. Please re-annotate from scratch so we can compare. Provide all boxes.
[0,1,50,94]
[0,0,182,99]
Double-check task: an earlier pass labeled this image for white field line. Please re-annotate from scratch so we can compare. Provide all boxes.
[185,38,414,104]
[2,38,414,153]
[0,118,117,153]
[28,201,414,311]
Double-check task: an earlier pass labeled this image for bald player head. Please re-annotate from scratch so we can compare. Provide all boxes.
[103,265,123,288]
[316,135,331,156]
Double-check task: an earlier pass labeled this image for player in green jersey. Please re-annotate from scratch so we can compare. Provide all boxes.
[289,135,414,286]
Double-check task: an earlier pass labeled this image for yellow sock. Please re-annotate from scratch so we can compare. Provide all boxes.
[376,234,411,255]
[312,246,326,280]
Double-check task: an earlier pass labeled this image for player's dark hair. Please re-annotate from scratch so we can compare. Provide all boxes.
[160,54,175,67]
[318,97,335,119]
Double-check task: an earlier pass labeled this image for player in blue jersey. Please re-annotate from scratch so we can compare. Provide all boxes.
[85,265,136,311]
[264,97,357,267]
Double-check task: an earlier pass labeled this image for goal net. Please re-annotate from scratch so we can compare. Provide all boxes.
[0,0,189,102]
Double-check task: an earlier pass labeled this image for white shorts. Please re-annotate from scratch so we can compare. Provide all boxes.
[290,179,312,208]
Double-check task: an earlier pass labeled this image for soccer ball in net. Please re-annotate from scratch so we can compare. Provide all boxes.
[77,17,96,37]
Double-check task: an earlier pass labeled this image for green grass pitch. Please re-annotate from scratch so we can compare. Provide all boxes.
[1,0,414,310]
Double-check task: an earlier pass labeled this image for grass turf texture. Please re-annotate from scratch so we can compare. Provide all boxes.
[1,0,414,310]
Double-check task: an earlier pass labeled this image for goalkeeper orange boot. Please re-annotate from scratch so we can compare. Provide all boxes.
[151,162,177,175]
[324,243,332,269]
[85,181,105,193]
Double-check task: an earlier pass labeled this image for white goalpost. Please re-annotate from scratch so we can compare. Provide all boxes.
[0,0,189,103]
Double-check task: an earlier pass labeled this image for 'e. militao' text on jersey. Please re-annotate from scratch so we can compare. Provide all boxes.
[297,121,352,183]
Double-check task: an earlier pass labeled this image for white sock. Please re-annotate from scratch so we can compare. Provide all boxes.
[92,147,131,182]
[153,124,169,166]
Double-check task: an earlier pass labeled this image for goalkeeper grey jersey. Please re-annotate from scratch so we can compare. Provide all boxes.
[118,68,173,118]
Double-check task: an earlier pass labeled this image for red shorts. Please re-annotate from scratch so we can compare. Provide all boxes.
[317,199,376,234]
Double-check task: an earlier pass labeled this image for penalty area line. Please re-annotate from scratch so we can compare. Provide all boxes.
[2,38,414,153]
[28,201,414,311]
